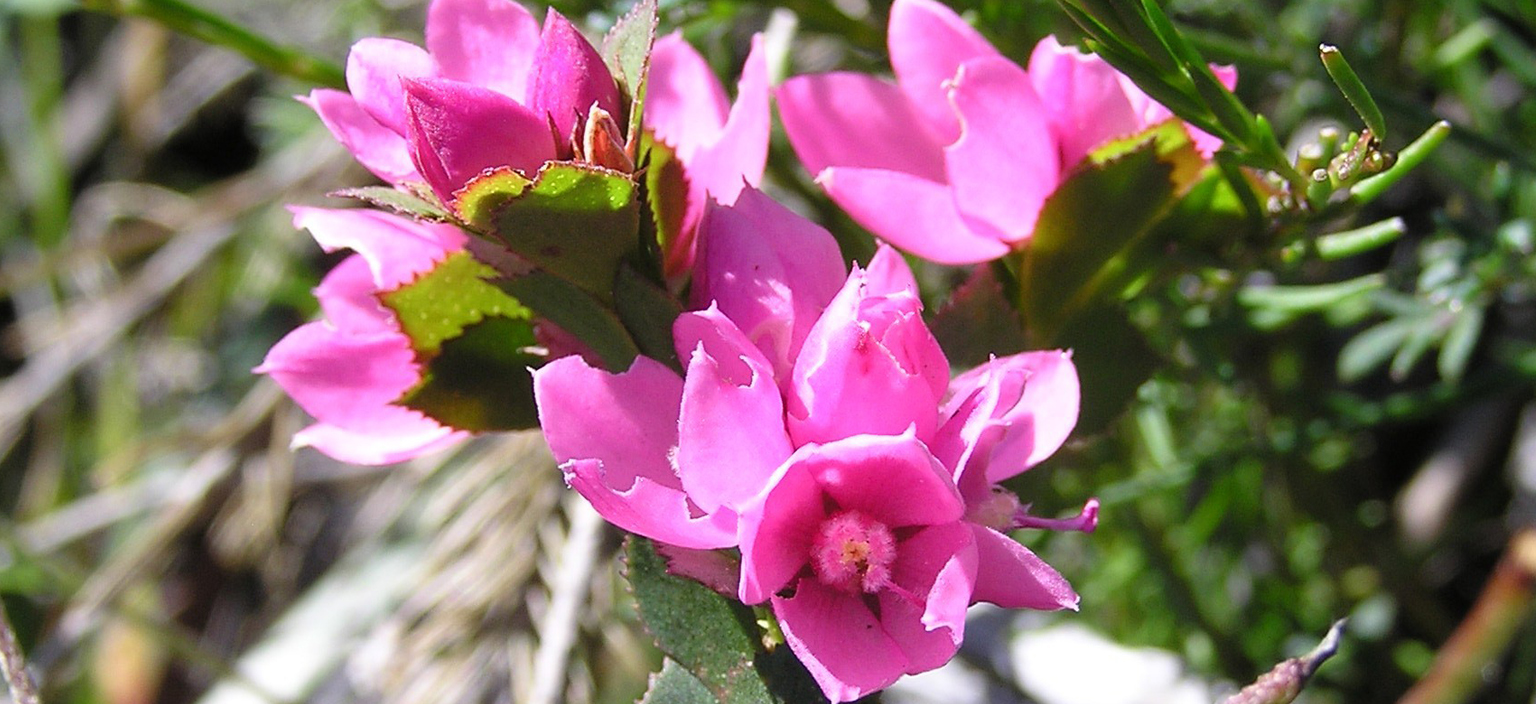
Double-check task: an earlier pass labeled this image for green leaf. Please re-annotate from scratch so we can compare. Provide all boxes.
[640,660,719,704]
[399,316,541,431]
[1056,303,1161,434]
[381,251,532,356]
[466,162,641,303]
[624,537,784,704]
[330,186,455,223]
[1320,44,1388,142]
[499,272,639,372]
[1437,305,1484,382]
[642,136,691,268]
[602,0,657,144]
[614,263,683,371]
[929,263,1027,370]
[1338,318,1418,382]
[1019,125,1198,345]
[379,251,541,431]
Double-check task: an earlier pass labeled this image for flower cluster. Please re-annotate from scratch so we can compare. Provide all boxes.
[777,0,1233,264]
[534,188,1094,700]
[254,0,1239,698]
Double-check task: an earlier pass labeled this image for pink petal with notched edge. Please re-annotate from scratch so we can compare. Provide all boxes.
[888,0,1001,145]
[403,77,558,204]
[737,450,825,603]
[778,73,947,183]
[290,207,466,290]
[346,38,437,135]
[691,188,845,378]
[787,271,949,445]
[645,32,731,163]
[310,255,394,336]
[819,168,1010,265]
[673,310,794,514]
[528,9,620,151]
[257,321,463,465]
[946,350,1079,482]
[969,524,1079,610]
[426,0,540,99]
[301,89,419,184]
[562,458,739,549]
[804,433,964,528]
[1027,36,1144,169]
[292,421,465,465]
[772,579,908,703]
[682,34,770,205]
[532,356,739,549]
[863,245,919,299]
[945,56,1059,244]
[533,355,682,494]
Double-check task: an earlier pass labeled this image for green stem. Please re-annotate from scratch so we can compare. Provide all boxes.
[78,0,345,88]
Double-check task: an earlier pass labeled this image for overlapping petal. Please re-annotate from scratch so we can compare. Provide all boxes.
[426,0,540,98]
[403,77,557,203]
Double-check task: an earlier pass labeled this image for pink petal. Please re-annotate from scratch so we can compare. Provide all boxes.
[289,206,466,290]
[772,580,908,703]
[310,255,394,335]
[528,9,621,151]
[682,34,771,204]
[969,525,1078,610]
[257,321,461,465]
[403,77,557,204]
[862,244,919,298]
[876,590,962,675]
[301,89,419,184]
[426,0,540,99]
[777,73,946,183]
[562,458,739,549]
[1027,36,1144,169]
[346,37,437,135]
[943,350,1079,483]
[737,452,825,603]
[645,32,731,163]
[673,310,794,514]
[819,167,1010,265]
[800,433,964,529]
[888,0,1001,145]
[292,421,465,465]
[787,269,948,445]
[890,522,978,639]
[691,188,845,378]
[944,56,1059,244]
[532,355,682,494]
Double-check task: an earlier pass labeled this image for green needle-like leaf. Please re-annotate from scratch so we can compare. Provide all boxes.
[1320,44,1388,142]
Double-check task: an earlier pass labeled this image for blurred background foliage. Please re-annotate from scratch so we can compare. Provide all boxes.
[1,0,1535,702]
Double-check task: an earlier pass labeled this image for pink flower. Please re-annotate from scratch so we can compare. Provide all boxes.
[302,0,620,207]
[533,187,1089,700]
[775,0,1235,265]
[256,207,470,464]
[645,32,771,275]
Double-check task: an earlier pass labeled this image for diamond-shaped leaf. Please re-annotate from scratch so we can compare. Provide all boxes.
[498,271,639,372]
[464,162,640,302]
[379,251,541,431]
[330,186,456,223]
[640,660,718,704]
[399,316,541,431]
[930,264,1027,370]
[602,0,657,144]
[641,136,690,265]
[1018,123,1199,346]
[625,538,804,704]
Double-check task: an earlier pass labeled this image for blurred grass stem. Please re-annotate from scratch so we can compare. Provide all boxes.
[77,0,345,88]
[0,600,40,704]
[1397,530,1536,704]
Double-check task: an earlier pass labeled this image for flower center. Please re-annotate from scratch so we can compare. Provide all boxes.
[810,510,897,594]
